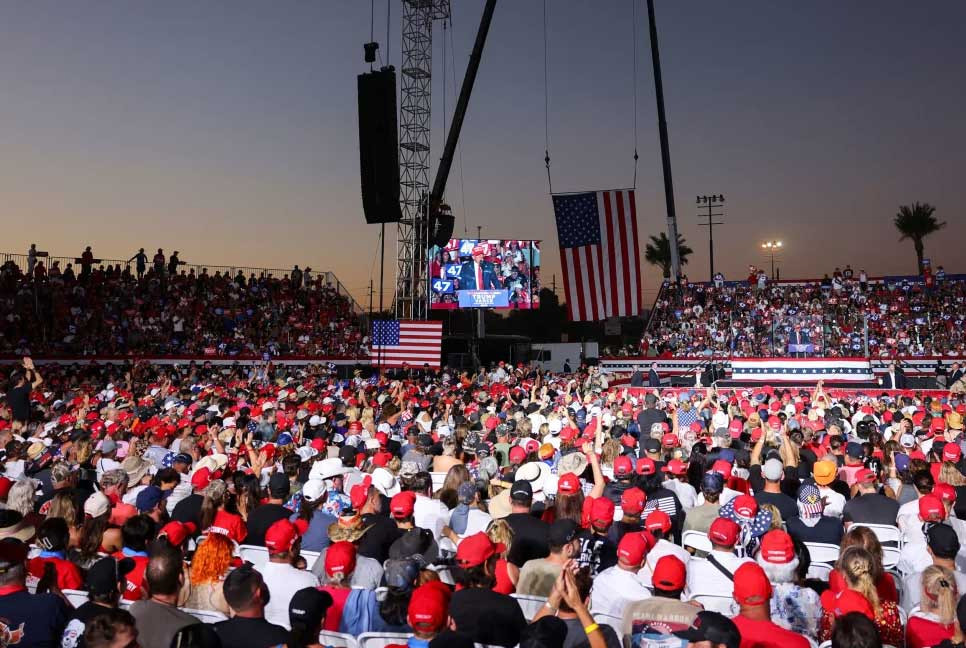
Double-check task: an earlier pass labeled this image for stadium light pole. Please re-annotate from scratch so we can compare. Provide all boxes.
[761,240,782,280]
[696,194,724,282]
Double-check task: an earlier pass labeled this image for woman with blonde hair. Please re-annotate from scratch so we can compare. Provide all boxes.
[836,525,898,603]
[907,564,958,648]
[184,533,233,615]
[820,546,903,645]
[486,518,518,594]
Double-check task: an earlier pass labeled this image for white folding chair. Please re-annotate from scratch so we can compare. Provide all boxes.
[358,633,412,648]
[851,523,903,548]
[882,545,900,570]
[430,472,447,493]
[804,542,840,565]
[320,630,360,648]
[181,608,228,624]
[301,549,321,566]
[806,562,832,582]
[62,589,89,608]
[511,593,548,621]
[238,544,269,569]
[688,594,737,616]
[682,530,712,554]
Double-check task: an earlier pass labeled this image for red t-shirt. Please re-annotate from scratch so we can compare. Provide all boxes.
[27,556,83,591]
[493,558,515,595]
[207,510,248,544]
[732,615,811,648]
[110,503,138,527]
[112,552,149,601]
[320,586,351,631]
[907,615,955,648]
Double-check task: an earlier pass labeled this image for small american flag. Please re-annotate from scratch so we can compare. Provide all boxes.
[552,189,641,321]
[370,320,443,368]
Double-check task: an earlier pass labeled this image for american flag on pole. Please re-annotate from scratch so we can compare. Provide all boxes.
[370,320,443,368]
[552,189,642,321]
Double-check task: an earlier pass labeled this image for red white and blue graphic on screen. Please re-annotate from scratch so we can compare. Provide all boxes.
[730,358,874,383]
[552,189,641,321]
[370,320,443,368]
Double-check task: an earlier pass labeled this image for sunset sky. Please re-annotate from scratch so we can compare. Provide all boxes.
[1,1,964,310]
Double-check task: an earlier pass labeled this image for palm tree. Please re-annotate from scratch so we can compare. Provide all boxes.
[894,202,945,274]
[644,233,693,279]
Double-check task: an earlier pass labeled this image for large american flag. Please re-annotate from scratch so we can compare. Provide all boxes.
[552,189,641,321]
[370,320,443,368]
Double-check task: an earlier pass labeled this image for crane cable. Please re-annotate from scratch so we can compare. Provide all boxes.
[632,0,640,189]
[543,0,553,194]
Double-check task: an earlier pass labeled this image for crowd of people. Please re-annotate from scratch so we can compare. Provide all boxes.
[640,267,966,358]
[5,357,966,648]
[1,247,365,358]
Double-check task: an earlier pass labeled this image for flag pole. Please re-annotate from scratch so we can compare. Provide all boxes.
[644,0,681,282]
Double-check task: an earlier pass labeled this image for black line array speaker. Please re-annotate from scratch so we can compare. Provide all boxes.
[358,67,402,224]
[429,213,455,248]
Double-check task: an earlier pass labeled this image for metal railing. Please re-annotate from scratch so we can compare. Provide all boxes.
[0,251,364,315]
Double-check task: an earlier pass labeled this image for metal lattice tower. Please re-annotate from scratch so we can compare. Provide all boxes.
[396,0,451,320]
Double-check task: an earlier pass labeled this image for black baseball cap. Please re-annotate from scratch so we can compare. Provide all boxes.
[288,586,333,628]
[643,439,661,454]
[268,472,291,498]
[548,519,579,547]
[927,524,961,559]
[86,556,136,595]
[510,480,532,502]
[674,611,740,648]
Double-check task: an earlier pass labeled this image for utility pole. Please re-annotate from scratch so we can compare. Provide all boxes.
[645,0,681,282]
[368,279,374,315]
[696,195,725,281]
[477,225,482,240]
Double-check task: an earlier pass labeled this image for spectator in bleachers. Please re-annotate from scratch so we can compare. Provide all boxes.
[757,529,821,639]
[213,564,289,648]
[730,562,810,648]
[184,532,233,616]
[128,544,199,648]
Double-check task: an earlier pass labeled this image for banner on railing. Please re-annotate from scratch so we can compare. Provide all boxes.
[730,358,874,383]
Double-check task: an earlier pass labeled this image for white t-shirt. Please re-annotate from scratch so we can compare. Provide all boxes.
[664,479,698,511]
[902,567,966,613]
[414,495,449,540]
[638,539,691,588]
[591,566,651,619]
[685,550,754,615]
[95,457,122,481]
[260,561,320,630]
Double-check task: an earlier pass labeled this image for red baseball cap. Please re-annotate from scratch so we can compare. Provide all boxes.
[934,482,957,505]
[0,477,12,500]
[558,472,581,496]
[621,434,637,449]
[652,555,687,592]
[616,532,648,566]
[560,427,578,443]
[455,532,505,568]
[324,541,357,578]
[644,509,672,534]
[708,517,740,547]
[390,491,417,519]
[820,588,874,619]
[158,521,197,547]
[767,416,782,431]
[710,460,732,477]
[310,438,327,452]
[931,417,947,433]
[372,451,393,467]
[190,467,212,491]
[759,530,795,564]
[614,455,634,478]
[509,445,527,464]
[733,495,758,519]
[662,433,679,447]
[350,476,373,510]
[733,562,772,605]
[944,444,963,463]
[408,581,451,633]
[265,519,302,554]
[661,459,688,476]
[620,487,646,515]
[919,493,947,522]
[853,468,876,484]
[729,418,744,438]
[591,497,616,527]
[636,457,656,476]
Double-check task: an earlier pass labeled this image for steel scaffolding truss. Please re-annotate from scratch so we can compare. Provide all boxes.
[396,0,450,320]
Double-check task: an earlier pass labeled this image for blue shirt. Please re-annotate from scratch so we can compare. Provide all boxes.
[0,589,69,648]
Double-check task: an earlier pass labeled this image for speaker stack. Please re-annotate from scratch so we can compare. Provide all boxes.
[358,67,402,224]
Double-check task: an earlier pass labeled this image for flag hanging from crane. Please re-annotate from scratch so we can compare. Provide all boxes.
[370,319,443,368]
[552,189,642,321]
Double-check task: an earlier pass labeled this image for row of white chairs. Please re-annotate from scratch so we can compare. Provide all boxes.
[237,544,320,570]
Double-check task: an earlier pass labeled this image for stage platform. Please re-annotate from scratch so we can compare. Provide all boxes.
[713,379,882,390]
